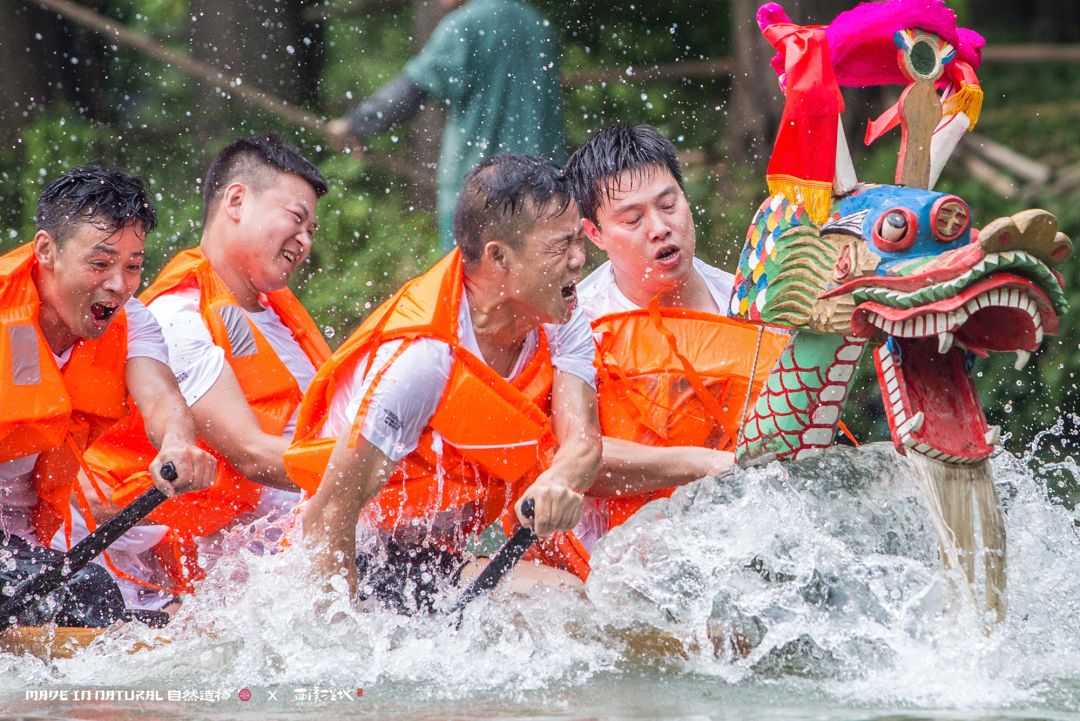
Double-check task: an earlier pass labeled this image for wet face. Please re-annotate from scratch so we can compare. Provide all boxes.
[584,165,697,303]
[503,199,586,325]
[34,220,146,351]
[230,170,319,295]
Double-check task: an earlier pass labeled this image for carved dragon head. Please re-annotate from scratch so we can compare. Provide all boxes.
[732,185,1071,464]
[729,2,1072,465]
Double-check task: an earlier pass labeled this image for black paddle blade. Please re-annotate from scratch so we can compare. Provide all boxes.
[0,467,174,633]
[448,499,536,619]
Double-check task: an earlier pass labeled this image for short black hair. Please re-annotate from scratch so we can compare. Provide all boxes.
[453,153,573,265]
[36,164,157,246]
[202,134,328,224]
[565,124,684,227]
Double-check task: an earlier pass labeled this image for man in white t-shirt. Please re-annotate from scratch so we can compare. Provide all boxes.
[0,164,215,627]
[563,125,788,554]
[290,153,601,613]
[85,136,332,601]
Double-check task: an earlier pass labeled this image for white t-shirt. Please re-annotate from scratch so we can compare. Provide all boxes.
[147,285,317,515]
[573,257,736,552]
[320,293,597,463]
[576,257,735,323]
[0,298,169,543]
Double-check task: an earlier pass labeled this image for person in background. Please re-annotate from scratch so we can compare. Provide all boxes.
[326,0,566,251]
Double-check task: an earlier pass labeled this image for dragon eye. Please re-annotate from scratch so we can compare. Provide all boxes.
[873,209,918,252]
[931,196,971,242]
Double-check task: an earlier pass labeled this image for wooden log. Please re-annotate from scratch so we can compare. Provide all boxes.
[1049,162,1080,196]
[28,0,427,184]
[557,43,1080,90]
[0,626,106,659]
[562,59,736,89]
[960,153,1019,198]
[981,44,1080,63]
[0,625,167,660]
[963,134,1052,185]
[303,0,410,23]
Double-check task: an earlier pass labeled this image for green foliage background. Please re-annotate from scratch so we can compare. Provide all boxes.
[0,0,1077,493]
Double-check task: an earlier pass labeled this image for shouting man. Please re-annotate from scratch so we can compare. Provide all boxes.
[288,153,600,614]
[0,165,214,627]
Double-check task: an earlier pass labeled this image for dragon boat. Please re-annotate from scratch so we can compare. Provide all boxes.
[0,626,110,660]
[3,0,1072,664]
[722,0,1070,634]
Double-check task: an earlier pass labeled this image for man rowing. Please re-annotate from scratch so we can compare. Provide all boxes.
[86,136,331,604]
[0,165,215,627]
[526,125,788,577]
[287,153,601,613]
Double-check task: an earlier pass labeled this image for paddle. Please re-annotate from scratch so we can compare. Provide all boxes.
[448,498,537,620]
[0,463,176,633]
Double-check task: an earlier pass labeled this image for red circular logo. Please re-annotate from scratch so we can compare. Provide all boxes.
[238,688,253,702]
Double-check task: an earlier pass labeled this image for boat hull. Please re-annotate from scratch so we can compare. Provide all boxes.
[0,626,107,659]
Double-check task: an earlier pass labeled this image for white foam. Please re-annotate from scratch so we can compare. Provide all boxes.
[2,436,1078,717]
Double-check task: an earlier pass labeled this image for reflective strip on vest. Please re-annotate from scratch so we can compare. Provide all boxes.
[216,304,257,358]
[9,325,40,386]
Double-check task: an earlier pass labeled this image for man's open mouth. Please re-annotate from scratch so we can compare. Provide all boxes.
[561,282,578,311]
[845,250,1067,464]
[655,245,680,265]
[90,302,119,323]
[281,249,298,265]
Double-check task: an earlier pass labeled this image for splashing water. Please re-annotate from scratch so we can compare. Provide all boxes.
[2,442,1079,720]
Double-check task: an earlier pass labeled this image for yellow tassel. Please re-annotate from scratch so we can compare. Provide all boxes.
[943,83,983,129]
[766,176,833,226]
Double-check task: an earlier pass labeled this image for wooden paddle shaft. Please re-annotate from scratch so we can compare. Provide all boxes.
[0,465,175,632]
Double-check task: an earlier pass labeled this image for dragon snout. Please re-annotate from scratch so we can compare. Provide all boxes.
[977,209,1072,268]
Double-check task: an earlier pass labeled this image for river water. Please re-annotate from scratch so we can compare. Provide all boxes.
[2,438,1078,721]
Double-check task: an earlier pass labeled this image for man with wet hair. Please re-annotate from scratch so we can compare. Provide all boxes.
[0,164,215,627]
[548,124,787,567]
[86,136,332,605]
[325,0,566,251]
[287,153,600,614]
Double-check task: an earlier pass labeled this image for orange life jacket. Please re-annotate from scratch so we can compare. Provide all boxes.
[523,298,789,580]
[85,247,330,590]
[0,243,129,544]
[593,301,789,526]
[284,249,557,543]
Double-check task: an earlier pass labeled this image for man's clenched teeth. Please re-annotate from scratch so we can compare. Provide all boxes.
[90,302,118,322]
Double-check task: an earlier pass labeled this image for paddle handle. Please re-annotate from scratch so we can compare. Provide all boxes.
[449,499,536,616]
[0,463,175,632]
